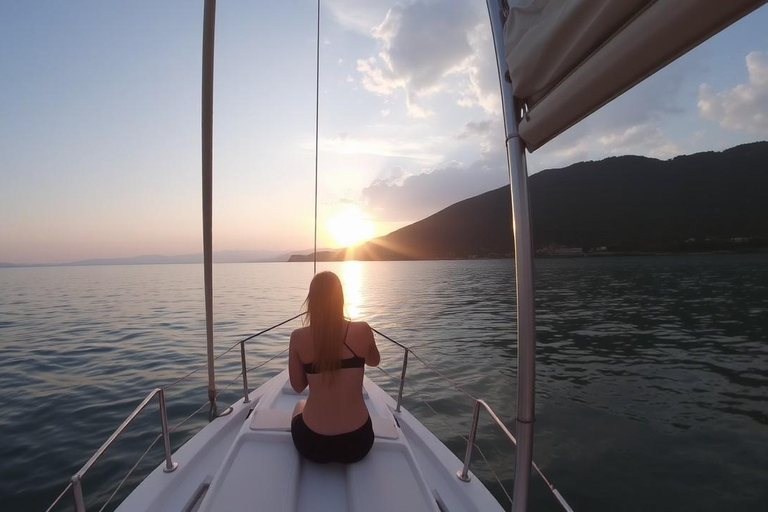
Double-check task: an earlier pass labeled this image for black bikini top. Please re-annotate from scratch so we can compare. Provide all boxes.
[303,322,365,374]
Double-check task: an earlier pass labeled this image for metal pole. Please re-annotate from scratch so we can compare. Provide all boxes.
[71,474,85,512]
[508,95,536,512]
[240,341,250,403]
[395,349,409,412]
[457,400,482,482]
[486,1,537,511]
[202,0,217,415]
[158,389,179,473]
[553,490,575,512]
[312,0,320,275]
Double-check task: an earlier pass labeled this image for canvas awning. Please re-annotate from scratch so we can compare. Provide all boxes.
[504,0,767,152]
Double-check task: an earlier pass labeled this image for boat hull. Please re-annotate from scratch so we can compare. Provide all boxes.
[117,370,503,511]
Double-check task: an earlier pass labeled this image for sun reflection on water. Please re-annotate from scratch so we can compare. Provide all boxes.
[340,260,363,319]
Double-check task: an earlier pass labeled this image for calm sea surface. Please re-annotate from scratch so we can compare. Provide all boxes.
[1,256,767,511]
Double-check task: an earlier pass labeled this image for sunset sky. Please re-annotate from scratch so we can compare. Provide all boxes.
[1,1,767,264]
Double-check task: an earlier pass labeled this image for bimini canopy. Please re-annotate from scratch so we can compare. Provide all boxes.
[504,0,767,152]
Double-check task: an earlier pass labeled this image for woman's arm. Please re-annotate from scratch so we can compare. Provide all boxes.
[364,323,380,367]
[288,331,308,393]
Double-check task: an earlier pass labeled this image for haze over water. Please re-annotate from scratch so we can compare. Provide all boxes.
[1,256,767,511]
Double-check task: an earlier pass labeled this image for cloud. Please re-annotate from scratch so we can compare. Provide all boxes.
[378,3,478,93]
[404,93,431,118]
[358,56,693,222]
[362,154,508,222]
[456,23,502,115]
[357,57,403,95]
[456,118,503,153]
[318,132,442,163]
[323,0,391,34]
[530,122,681,172]
[356,1,484,117]
[526,58,696,171]
[698,51,768,136]
[598,124,680,158]
[343,0,704,221]
[456,120,493,139]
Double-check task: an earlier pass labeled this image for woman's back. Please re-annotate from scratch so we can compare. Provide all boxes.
[290,320,378,435]
[289,271,380,463]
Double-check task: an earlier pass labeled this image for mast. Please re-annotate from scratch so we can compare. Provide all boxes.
[486,1,536,511]
[202,0,217,415]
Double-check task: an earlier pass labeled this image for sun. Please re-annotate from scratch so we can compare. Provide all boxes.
[325,205,376,248]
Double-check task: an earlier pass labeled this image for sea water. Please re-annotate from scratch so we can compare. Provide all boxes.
[1,256,767,511]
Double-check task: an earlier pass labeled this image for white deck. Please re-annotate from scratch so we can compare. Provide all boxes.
[118,371,503,512]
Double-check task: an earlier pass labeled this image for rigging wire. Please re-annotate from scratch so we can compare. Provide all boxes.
[43,482,73,512]
[371,327,478,401]
[312,0,320,275]
[162,313,304,392]
[373,334,569,510]
[49,316,571,512]
[373,364,513,508]
[98,433,161,512]
[98,350,290,512]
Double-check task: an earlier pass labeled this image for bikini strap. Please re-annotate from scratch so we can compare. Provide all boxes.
[342,322,360,358]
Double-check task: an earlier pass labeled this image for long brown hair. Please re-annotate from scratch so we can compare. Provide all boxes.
[303,271,347,376]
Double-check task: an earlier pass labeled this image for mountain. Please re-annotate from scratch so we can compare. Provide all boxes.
[259,248,335,263]
[290,142,768,261]
[3,250,297,268]
[67,250,292,266]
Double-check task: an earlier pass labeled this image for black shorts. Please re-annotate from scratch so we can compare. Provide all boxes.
[291,413,374,464]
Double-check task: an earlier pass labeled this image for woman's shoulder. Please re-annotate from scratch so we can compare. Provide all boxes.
[348,320,373,339]
[349,320,371,330]
[290,325,311,340]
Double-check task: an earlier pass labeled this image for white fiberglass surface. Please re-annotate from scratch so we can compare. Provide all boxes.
[195,372,440,512]
[199,433,300,512]
[296,461,349,512]
[120,371,503,512]
[347,442,440,512]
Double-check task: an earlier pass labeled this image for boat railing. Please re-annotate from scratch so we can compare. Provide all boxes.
[46,387,177,512]
[83,389,175,510]
[459,399,574,512]
[371,327,573,512]
[46,314,572,512]
[45,315,303,512]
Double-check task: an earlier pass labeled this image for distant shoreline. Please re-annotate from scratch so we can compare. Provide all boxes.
[286,248,768,263]
[3,249,767,269]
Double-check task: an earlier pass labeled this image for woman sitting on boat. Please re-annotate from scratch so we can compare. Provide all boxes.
[289,271,381,463]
